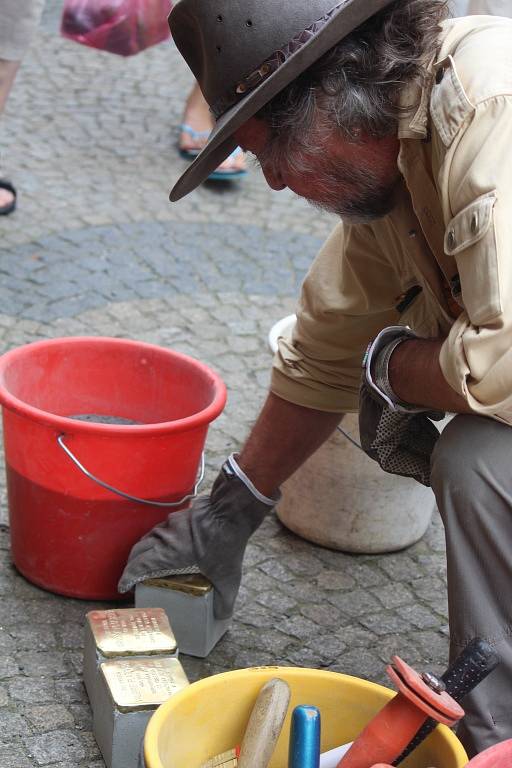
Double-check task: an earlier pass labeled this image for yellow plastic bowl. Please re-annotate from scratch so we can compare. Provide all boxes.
[144,666,468,768]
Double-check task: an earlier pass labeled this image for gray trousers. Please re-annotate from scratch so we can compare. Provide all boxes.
[431,414,512,757]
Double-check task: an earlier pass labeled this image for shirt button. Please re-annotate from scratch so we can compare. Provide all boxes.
[447,230,456,249]
[408,229,417,238]
[471,213,479,234]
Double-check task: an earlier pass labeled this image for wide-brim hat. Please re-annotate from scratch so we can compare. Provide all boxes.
[169,0,396,201]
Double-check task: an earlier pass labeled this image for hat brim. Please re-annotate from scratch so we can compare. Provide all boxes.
[170,0,396,201]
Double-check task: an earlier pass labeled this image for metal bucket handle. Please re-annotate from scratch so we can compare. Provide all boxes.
[336,423,362,450]
[57,434,205,508]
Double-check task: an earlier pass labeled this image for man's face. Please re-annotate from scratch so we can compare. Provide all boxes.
[234,118,401,223]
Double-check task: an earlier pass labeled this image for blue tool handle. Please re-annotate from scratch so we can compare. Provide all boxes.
[288,705,321,768]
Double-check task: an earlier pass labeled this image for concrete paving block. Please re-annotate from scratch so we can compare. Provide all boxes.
[94,656,189,768]
[135,575,231,658]
[84,608,178,714]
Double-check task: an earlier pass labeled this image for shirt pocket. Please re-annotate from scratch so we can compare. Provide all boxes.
[444,191,501,325]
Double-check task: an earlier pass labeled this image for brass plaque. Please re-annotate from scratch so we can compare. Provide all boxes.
[87,608,177,657]
[100,657,189,712]
[143,573,213,596]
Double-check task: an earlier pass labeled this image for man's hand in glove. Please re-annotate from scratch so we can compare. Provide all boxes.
[118,454,279,619]
[359,326,444,487]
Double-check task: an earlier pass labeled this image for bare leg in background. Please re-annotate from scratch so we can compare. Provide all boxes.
[0,58,20,208]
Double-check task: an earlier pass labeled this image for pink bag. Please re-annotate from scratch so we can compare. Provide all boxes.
[61,0,172,57]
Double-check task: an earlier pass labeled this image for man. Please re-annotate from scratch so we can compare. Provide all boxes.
[120,0,512,755]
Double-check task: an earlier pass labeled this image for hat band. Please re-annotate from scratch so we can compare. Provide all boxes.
[210,1,349,120]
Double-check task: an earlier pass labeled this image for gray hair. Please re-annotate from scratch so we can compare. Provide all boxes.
[257,0,449,170]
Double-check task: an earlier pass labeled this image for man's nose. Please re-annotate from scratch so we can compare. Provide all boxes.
[262,164,286,191]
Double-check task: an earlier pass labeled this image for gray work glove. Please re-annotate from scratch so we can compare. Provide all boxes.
[359,326,444,487]
[118,454,279,619]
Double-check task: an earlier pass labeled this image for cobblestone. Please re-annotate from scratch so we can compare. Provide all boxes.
[24,705,75,732]
[371,582,415,609]
[0,711,28,737]
[9,678,56,704]
[0,743,34,768]
[0,1,454,764]
[299,603,343,628]
[24,730,86,765]
[0,685,8,707]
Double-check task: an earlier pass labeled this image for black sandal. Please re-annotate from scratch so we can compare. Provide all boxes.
[0,179,17,216]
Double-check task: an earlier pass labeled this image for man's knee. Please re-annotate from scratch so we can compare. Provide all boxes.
[431,414,512,505]
[431,415,480,493]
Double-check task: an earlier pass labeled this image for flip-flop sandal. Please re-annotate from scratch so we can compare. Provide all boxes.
[208,146,248,181]
[178,124,211,160]
[0,179,16,216]
[179,125,247,180]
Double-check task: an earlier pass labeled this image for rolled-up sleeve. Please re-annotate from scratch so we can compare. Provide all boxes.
[439,95,512,424]
[271,221,401,413]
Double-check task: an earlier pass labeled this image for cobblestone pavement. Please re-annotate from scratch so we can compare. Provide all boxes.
[0,3,450,766]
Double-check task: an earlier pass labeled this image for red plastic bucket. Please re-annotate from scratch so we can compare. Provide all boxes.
[465,739,512,766]
[0,337,226,600]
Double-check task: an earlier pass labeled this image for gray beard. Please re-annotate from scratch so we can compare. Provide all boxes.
[308,176,401,223]
[291,152,401,223]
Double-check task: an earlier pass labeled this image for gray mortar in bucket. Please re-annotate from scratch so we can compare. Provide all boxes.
[68,414,142,425]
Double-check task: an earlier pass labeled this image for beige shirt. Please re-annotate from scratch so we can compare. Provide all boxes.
[272,16,512,425]
[452,1,512,16]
